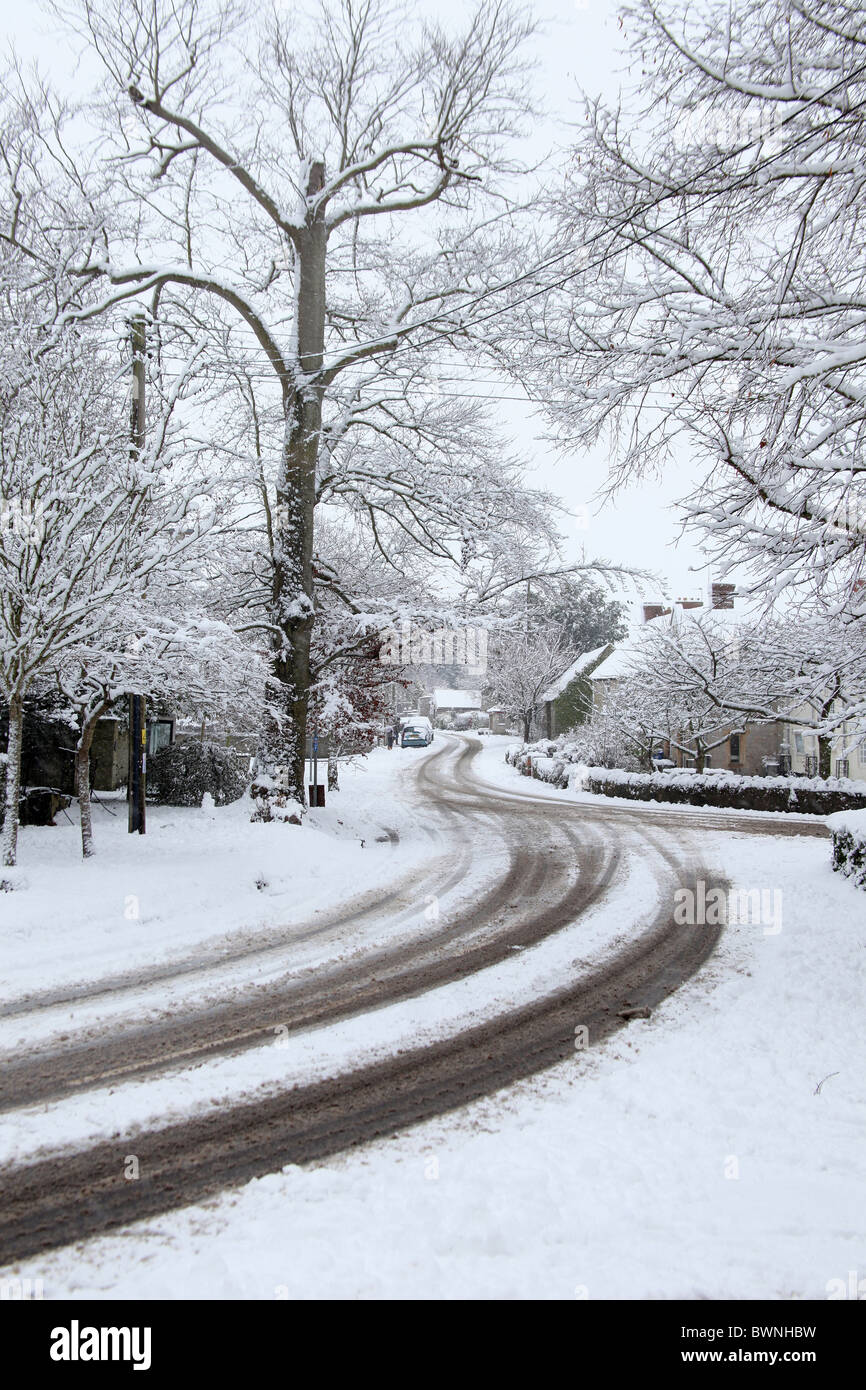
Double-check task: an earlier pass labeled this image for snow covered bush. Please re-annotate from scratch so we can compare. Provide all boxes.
[147,742,248,808]
[581,769,866,816]
[827,812,866,891]
[505,732,639,788]
[506,744,866,813]
[505,740,571,788]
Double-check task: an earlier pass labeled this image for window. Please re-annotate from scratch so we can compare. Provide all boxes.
[836,758,850,778]
[794,733,804,755]
[147,720,174,756]
[729,733,740,762]
[804,755,818,776]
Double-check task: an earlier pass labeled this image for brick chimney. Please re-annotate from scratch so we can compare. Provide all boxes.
[710,583,736,610]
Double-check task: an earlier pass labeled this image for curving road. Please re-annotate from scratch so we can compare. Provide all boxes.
[0,734,825,1267]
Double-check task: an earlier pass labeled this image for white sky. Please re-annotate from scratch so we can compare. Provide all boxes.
[489,0,711,610]
[4,0,713,615]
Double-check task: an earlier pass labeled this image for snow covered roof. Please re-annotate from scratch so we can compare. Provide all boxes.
[540,645,613,703]
[589,643,639,681]
[434,687,482,710]
[589,600,746,684]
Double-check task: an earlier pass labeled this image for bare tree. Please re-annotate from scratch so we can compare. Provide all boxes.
[0,298,214,865]
[23,0,540,816]
[634,608,866,778]
[485,622,576,741]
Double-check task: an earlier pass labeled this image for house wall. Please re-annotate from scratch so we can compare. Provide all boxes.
[784,717,866,778]
[545,676,593,740]
[668,720,785,773]
[91,719,127,791]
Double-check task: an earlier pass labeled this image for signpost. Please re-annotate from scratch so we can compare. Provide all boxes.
[305,731,329,807]
[128,694,147,834]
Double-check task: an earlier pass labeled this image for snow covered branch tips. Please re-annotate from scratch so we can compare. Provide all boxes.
[516,0,866,615]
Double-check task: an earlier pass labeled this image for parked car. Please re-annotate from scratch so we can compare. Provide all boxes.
[401,719,434,747]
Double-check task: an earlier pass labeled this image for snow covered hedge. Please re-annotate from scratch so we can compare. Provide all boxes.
[827,811,866,890]
[505,741,572,789]
[505,742,866,814]
[581,768,866,814]
[147,741,248,807]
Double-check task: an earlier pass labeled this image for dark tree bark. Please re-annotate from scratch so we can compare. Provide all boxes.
[252,165,326,818]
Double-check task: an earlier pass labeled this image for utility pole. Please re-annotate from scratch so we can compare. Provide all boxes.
[128,314,147,835]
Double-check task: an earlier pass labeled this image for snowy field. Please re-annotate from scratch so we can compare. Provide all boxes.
[2,741,864,1300]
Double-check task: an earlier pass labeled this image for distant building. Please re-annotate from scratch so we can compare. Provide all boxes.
[433,688,482,715]
[487,706,510,734]
[588,594,863,776]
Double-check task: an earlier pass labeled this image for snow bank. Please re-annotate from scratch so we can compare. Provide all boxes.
[0,749,436,1005]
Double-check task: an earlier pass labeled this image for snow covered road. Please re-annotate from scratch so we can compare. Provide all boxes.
[1,734,849,1290]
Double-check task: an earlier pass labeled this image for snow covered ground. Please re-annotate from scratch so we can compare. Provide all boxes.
[0,746,440,1006]
[2,739,864,1299]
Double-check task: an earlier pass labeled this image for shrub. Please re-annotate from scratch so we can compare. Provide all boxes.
[505,743,866,814]
[828,811,866,889]
[581,767,866,815]
[504,742,571,788]
[147,740,248,807]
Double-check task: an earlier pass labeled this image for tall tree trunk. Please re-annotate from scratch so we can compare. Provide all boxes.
[2,694,23,869]
[817,677,841,780]
[252,165,326,821]
[818,733,832,780]
[76,706,108,859]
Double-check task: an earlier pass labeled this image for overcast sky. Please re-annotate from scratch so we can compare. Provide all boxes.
[487,0,712,611]
[6,0,713,615]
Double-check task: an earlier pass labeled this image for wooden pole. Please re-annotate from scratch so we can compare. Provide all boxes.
[128,316,147,835]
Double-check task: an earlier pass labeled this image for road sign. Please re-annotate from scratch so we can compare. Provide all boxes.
[304,734,329,758]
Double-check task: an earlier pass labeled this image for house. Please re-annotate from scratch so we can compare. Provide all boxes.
[536,644,614,740]
[780,707,866,780]
[588,596,791,775]
[433,687,482,716]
